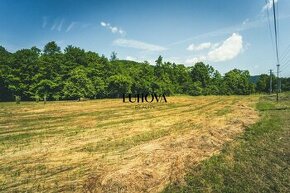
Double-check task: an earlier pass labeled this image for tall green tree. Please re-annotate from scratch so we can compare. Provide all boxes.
[256,74,270,93]
[34,42,63,99]
[190,62,214,88]
[110,51,118,61]
[107,75,132,97]
[0,46,13,101]
[223,69,254,95]
[63,67,95,100]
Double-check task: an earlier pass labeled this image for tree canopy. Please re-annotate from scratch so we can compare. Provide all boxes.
[0,41,288,101]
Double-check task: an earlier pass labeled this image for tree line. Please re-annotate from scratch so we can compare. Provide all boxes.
[0,41,289,101]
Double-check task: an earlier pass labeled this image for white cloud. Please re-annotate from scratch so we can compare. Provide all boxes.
[211,43,220,49]
[50,19,65,32]
[66,22,77,32]
[113,38,167,52]
[119,29,125,35]
[207,33,243,62]
[185,56,206,65]
[184,33,243,65]
[126,56,136,61]
[124,56,156,64]
[100,21,125,35]
[42,17,47,28]
[57,19,65,32]
[166,56,183,64]
[111,27,118,33]
[262,0,278,11]
[51,22,57,31]
[187,42,211,51]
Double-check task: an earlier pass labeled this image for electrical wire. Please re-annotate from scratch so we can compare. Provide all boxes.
[272,0,280,65]
[265,0,276,56]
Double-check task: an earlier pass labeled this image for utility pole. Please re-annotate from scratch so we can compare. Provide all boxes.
[272,0,280,102]
[269,69,273,94]
[279,77,281,93]
[277,64,280,99]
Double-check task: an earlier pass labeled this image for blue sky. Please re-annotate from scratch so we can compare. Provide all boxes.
[1,0,290,76]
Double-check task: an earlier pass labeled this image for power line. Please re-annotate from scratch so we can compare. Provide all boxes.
[272,0,279,65]
[280,62,289,73]
[279,46,290,71]
[276,0,280,50]
[280,63,290,72]
[265,0,276,56]
[276,2,290,72]
[280,57,290,74]
[279,44,290,64]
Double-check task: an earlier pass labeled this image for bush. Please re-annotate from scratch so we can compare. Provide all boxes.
[15,95,21,104]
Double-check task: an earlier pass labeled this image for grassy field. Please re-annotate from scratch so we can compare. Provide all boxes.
[0,95,259,192]
[164,93,290,193]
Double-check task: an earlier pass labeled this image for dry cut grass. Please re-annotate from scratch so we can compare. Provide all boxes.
[0,95,259,192]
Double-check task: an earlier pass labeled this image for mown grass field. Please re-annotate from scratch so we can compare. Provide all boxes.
[164,93,290,193]
[0,95,259,192]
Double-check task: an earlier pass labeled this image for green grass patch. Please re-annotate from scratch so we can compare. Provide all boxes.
[256,100,276,111]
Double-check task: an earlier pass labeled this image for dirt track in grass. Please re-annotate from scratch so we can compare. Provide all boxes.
[0,95,259,192]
